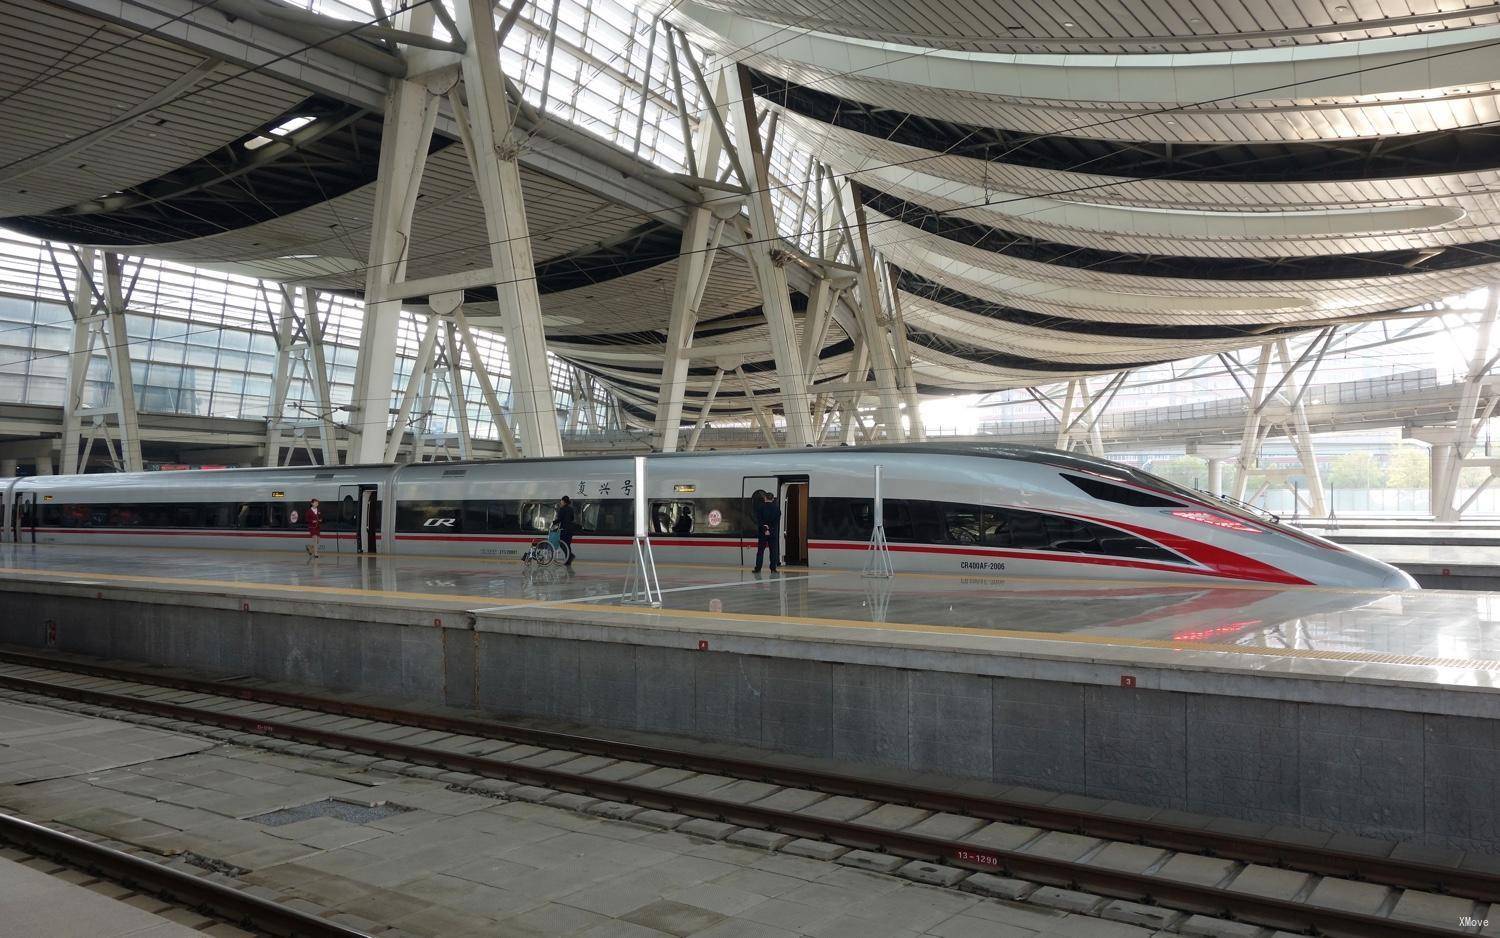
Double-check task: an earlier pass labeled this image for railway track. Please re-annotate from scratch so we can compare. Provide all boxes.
[0,646,1485,938]
[0,811,367,937]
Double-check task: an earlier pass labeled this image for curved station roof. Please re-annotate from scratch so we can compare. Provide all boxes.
[3,0,1498,422]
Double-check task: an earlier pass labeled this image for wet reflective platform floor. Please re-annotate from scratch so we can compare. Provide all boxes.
[3,543,1499,692]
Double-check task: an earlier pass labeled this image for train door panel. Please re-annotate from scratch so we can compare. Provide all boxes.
[360,485,379,554]
[741,476,777,566]
[337,485,358,553]
[781,479,809,566]
[340,484,379,553]
[17,493,36,544]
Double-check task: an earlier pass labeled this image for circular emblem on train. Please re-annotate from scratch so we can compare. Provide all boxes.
[708,509,722,527]
[290,510,299,524]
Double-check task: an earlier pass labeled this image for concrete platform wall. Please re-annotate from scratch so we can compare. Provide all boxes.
[3,587,1496,854]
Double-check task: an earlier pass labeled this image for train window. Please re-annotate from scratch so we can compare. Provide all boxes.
[485,500,522,533]
[812,498,917,542]
[942,505,983,545]
[579,499,633,536]
[651,500,694,535]
[521,502,555,533]
[812,497,873,541]
[1062,474,1182,508]
[171,504,202,528]
[236,502,266,528]
[267,502,288,528]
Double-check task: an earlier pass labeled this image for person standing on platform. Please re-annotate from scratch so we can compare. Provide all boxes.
[555,495,577,566]
[305,498,323,559]
[753,489,781,574]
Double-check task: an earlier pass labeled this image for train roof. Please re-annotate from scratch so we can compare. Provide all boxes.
[9,442,1144,487]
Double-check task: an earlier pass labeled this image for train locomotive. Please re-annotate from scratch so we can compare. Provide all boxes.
[1,443,1417,589]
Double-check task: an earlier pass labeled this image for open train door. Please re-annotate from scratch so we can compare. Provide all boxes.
[359,485,379,553]
[741,476,777,567]
[740,475,810,567]
[780,477,809,566]
[16,492,36,544]
[337,484,379,553]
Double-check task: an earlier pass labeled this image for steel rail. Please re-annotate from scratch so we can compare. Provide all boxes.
[0,667,1468,938]
[0,647,1489,905]
[0,812,369,938]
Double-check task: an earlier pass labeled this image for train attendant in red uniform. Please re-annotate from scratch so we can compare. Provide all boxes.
[305,498,323,558]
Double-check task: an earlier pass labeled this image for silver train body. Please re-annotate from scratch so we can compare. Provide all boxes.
[1,443,1416,589]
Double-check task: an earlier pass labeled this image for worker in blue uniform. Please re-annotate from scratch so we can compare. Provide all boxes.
[752,489,780,574]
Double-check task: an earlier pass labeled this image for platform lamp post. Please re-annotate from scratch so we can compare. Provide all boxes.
[862,464,894,578]
[623,455,663,605]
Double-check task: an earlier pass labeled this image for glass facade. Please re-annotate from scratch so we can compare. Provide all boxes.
[0,232,619,440]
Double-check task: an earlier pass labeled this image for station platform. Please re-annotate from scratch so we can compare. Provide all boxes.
[1281,520,1500,587]
[3,543,1499,853]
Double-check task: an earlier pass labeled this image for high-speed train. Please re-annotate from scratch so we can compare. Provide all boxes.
[0,443,1416,589]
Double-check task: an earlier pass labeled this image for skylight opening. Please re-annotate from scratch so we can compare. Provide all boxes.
[243,116,317,151]
[271,116,316,136]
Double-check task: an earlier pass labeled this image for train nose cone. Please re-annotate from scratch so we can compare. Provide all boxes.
[1383,566,1420,590]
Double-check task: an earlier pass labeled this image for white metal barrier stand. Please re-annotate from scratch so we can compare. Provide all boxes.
[862,463,894,578]
[622,455,663,605]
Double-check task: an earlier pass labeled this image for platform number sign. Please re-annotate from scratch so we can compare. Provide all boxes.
[1120,675,1137,688]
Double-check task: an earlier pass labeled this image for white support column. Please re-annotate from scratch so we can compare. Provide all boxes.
[57,247,142,474]
[266,285,338,466]
[1226,331,1335,516]
[686,366,725,452]
[265,286,296,466]
[725,63,814,446]
[59,246,97,476]
[734,364,777,447]
[1233,351,1272,503]
[385,310,443,463]
[882,262,924,441]
[352,71,440,464]
[1052,375,1125,457]
[837,333,871,446]
[1054,379,1080,452]
[847,182,905,442]
[1274,338,1327,517]
[653,49,738,453]
[303,289,336,465]
[1431,288,1500,521]
[100,254,142,472]
[441,319,474,459]
[450,300,519,458]
[451,0,563,457]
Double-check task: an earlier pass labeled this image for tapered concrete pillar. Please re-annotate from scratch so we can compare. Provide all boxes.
[1207,458,1225,497]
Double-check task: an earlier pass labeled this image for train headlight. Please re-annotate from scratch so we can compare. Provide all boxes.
[1171,510,1260,533]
